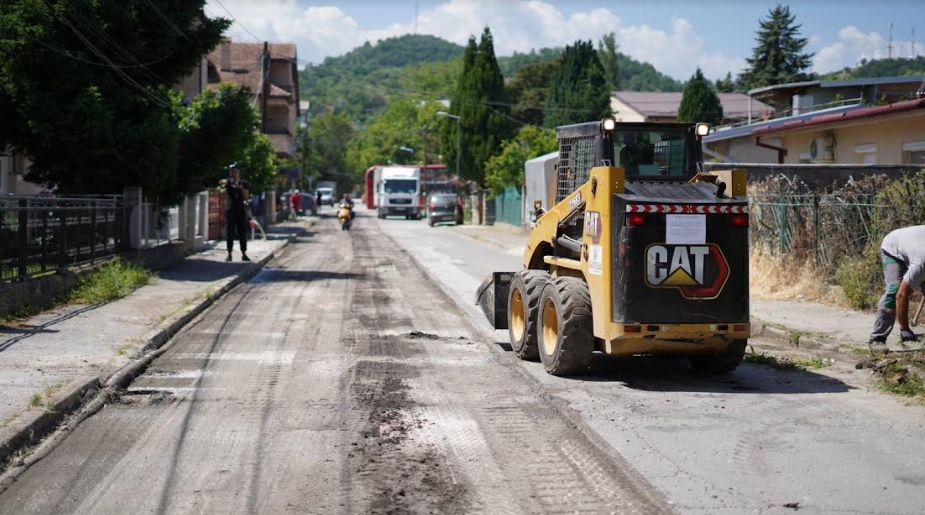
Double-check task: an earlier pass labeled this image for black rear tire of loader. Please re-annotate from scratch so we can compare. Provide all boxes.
[688,339,747,374]
[537,277,594,375]
[508,270,549,361]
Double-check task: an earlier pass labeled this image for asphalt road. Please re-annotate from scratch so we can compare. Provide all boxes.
[0,211,673,515]
[379,217,925,515]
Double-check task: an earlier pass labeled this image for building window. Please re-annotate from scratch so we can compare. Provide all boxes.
[854,142,877,165]
[902,141,925,165]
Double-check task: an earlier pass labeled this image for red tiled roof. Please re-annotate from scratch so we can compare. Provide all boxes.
[613,91,772,120]
[751,97,925,136]
[206,40,296,95]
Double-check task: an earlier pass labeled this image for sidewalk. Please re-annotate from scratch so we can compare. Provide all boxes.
[0,220,309,469]
[452,222,913,354]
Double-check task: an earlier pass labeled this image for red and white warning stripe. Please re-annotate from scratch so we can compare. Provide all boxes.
[625,204,748,214]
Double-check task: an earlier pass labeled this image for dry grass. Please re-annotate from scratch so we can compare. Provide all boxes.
[749,248,843,304]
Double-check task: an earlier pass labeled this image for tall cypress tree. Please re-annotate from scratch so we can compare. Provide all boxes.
[597,33,620,92]
[737,4,814,92]
[677,68,724,125]
[441,28,512,183]
[441,37,477,180]
[544,40,610,127]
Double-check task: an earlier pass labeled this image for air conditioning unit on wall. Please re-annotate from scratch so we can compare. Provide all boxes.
[810,134,836,162]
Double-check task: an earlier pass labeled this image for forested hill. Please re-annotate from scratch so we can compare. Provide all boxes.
[299,34,684,122]
[500,47,683,92]
[822,56,925,80]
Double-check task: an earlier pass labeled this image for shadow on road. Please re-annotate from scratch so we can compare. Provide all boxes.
[578,354,852,394]
[157,259,254,283]
[493,341,852,394]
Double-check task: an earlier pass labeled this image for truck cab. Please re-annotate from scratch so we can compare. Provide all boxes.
[377,167,422,220]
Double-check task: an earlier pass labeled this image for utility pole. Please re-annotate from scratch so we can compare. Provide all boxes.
[261,41,270,133]
[888,22,894,59]
[421,125,428,198]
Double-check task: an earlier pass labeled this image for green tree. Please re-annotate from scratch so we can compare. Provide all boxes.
[307,112,356,192]
[507,60,559,127]
[440,28,513,183]
[484,126,557,193]
[347,98,443,172]
[0,0,229,204]
[677,68,724,125]
[174,85,278,201]
[544,40,611,127]
[597,32,619,92]
[737,4,814,92]
[715,71,736,93]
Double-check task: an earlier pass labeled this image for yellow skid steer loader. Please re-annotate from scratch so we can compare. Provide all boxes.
[477,119,750,376]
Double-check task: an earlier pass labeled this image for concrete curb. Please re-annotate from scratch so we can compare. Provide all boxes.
[0,239,288,487]
[750,316,843,352]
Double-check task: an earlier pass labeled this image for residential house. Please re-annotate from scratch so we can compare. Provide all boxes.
[703,76,925,165]
[610,91,772,125]
[207,38,300,160]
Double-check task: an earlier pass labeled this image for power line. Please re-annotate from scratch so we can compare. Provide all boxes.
[42,0,170,108]
[212,0,263,43]
[140,0,190,41]
[24,32,175,69]
[58,0,165,84]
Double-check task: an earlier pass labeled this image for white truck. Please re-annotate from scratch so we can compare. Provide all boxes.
[377,167,421,219]
[317,181,337,207]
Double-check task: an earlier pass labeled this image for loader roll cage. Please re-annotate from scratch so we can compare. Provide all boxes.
[555,121,702,203]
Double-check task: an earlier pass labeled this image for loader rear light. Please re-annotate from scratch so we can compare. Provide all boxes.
[733,324,748,332]
[729,214,748,227]
[626,213,646,227]
[624,325,641,333]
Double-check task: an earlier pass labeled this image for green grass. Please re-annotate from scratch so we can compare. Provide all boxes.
[795,357,832,369]
[743,347,798,370]
[28,393,42,409]
[875,362,925,401]
[69,260,152,304]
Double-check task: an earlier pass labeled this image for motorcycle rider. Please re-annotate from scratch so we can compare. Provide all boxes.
[339,194,355,219]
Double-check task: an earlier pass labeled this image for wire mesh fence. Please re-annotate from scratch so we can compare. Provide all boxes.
[0,195,124,283]
[749,193,885,270]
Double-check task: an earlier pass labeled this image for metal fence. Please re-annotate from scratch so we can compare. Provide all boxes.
[493,186,523,226]
[750,193,884,268]
[0,195,124,283]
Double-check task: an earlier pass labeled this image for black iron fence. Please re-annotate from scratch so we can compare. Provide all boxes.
[0,195,124,283]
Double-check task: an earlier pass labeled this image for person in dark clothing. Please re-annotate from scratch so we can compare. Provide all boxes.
[221,165,250,262]
[316,190,322,210]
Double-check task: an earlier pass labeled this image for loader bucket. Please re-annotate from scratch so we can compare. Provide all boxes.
[476,272,514,330]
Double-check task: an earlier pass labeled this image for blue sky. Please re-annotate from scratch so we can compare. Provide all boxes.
[205,0,923,80]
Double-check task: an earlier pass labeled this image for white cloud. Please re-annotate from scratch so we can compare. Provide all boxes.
[812,25,912,73]
[205,0,745,80]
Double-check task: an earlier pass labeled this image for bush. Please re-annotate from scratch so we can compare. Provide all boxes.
[70,260,153,304]
[835,244,882,311]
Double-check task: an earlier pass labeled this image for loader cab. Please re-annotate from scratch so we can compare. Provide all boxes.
[554,120,706,203]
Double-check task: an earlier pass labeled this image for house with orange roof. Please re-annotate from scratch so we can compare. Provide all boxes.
[207,38,300,160]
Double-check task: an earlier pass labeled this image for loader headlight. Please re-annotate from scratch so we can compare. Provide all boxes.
[696,123,711,137]
[602,117,616,131]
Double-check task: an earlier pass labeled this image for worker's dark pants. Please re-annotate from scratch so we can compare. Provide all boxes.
[226,210,248,254]
[871,250,925,339]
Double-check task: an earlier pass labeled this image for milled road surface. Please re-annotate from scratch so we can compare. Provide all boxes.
[380,218,925,515]
[0,211,673,515]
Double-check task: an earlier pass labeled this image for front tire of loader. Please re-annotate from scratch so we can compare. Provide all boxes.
[508,270,548,361]
[537,277,594,376]
[688,339,747,375]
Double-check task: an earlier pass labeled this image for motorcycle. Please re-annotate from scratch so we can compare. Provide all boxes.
[337,203,354,230]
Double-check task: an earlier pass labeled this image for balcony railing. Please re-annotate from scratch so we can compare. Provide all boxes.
[715,97,864,132]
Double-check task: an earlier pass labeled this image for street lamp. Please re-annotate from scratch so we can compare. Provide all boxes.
[436,111,461,179]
